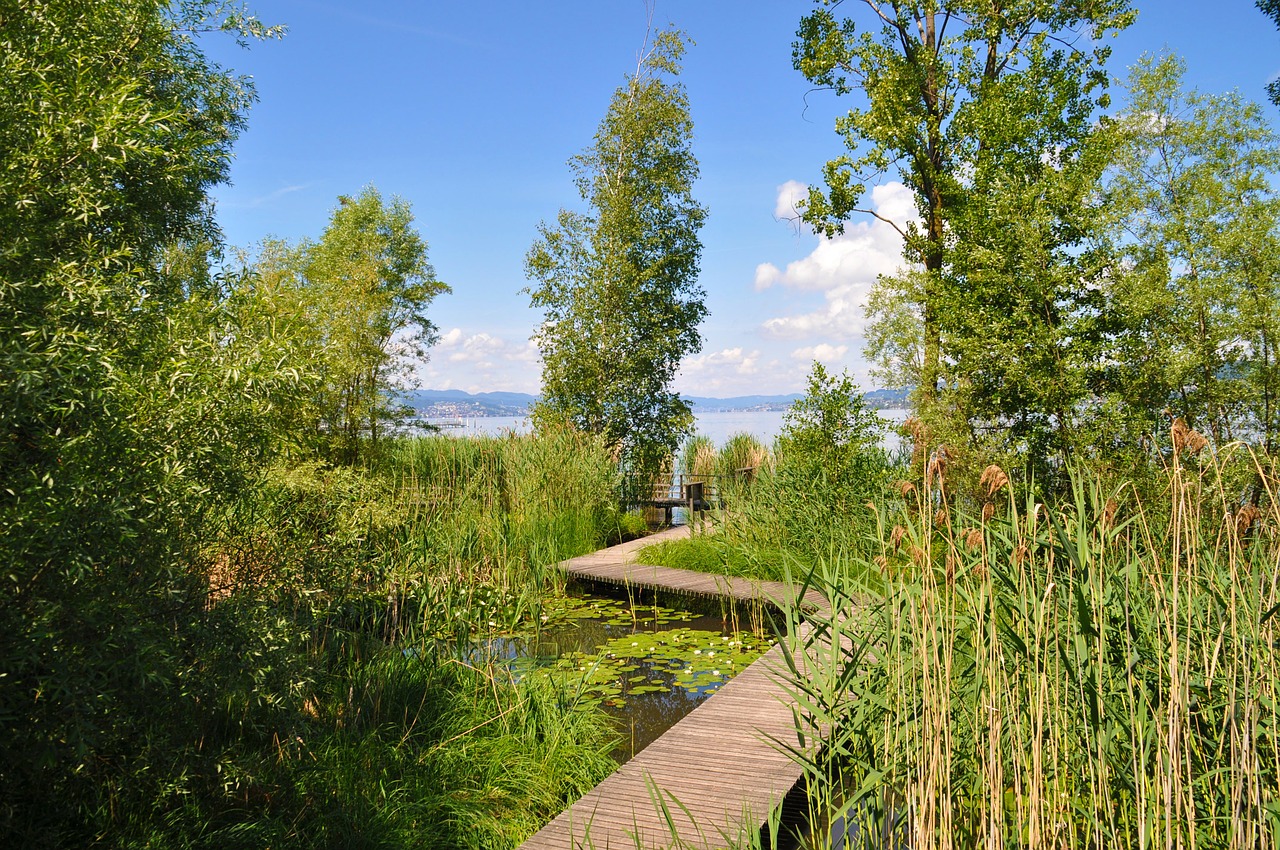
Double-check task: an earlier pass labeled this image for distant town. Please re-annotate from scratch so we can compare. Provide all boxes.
[404,388,910,419]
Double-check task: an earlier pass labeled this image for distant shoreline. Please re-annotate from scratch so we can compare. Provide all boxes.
[406,387,910,419]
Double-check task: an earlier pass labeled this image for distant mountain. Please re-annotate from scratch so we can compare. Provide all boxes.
[405,387,911,417]
[402,389,535,417]
[864,387,912,409]
[684,394,800,412]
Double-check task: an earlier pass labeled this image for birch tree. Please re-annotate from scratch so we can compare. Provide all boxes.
[526,29,706,476]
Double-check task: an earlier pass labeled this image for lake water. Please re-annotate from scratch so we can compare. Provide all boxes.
[469,589,777,762]
[423,408,909,452]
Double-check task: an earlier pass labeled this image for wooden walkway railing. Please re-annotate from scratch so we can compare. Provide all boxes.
[620,471,759,526]
[518,526,826,850]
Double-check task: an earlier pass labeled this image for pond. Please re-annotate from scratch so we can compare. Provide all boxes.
[470,586,779,762]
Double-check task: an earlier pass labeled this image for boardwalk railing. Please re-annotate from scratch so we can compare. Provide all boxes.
[620,468,757,516]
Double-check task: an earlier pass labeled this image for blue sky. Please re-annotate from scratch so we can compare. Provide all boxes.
[203,1,1280,396]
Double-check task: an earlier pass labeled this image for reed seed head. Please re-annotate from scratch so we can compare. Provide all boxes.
[1236,504,1261,538]
[890,524,907,549]
[979,464,1009,497]
[904,415,929,446]
[934,508,949,528]
[926,445,952,486]
[896,479,917,498]
[982,501,995,523]
[1102,498,1119,531]
[964,528,984,550]
[1171,417,1209,456]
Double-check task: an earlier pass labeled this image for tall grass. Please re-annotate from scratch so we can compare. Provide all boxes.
[781,444,1280,848]
[82,425,630,849]
[387,424,625,598]
[682,434,718,478]
[132,641,617,850]
[642,428,890,584]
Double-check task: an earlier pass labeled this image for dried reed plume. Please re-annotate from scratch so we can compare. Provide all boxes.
[1102,498,1118,532]
[905,415,929,451]
[926,445,952,487]
[1171,416,1209,456]
[1236,504,1262,538]
[963,527,984,550]
[979,464,1009,497]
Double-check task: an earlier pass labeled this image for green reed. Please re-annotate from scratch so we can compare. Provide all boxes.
[779,446,1280,849]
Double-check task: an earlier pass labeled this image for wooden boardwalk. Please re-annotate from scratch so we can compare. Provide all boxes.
[519,526,823,850]
[559,525,829,616]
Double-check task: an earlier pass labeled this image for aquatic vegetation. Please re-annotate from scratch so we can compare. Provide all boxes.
[473,593,773,711]
[544,625,772,708]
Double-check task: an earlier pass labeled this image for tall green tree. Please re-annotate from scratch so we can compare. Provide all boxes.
[526,29,707,476]
[253,188,448,464]
[794,0,1133,464]
[1100,53,1280,454]
[0,2,295,841]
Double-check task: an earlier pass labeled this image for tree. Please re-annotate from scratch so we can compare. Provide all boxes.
[0,1,290,840]
[1099,53,1280,454]
[255,187,448,464]
[777,362,889,504]
[793,0,1134,460]
[525,28,707,476]
[1259,1,1280,106]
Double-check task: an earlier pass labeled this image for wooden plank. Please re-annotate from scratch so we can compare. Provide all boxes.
[516,527,827,850]
[519,637,814,850]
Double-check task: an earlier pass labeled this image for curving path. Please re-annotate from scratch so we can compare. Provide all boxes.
[518,526,824,850]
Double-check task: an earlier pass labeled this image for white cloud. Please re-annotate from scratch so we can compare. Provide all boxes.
[773,179,809,222]
[680,347,760,377]
[756,181,915,340]
[418,328,540,393]
[787,342,877,388]
[674,347,777,396]
[753,262,782,292]
[790,343,848,363]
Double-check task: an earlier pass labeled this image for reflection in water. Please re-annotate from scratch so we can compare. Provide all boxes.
[602,663,709,761]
